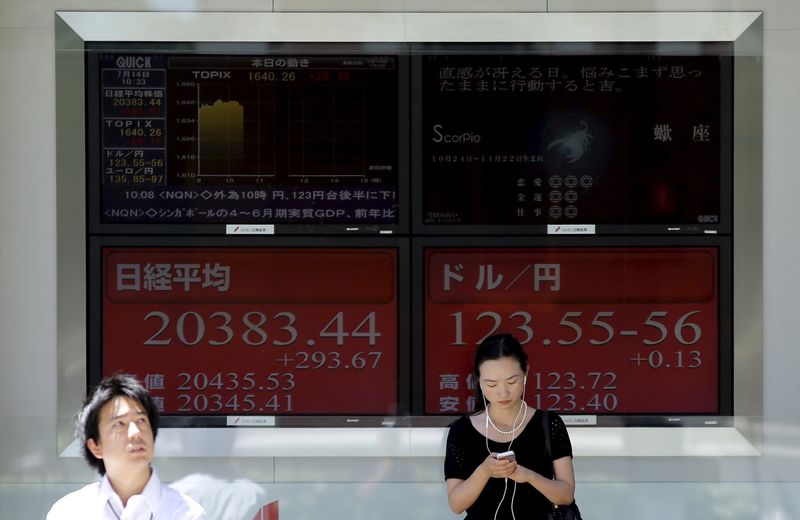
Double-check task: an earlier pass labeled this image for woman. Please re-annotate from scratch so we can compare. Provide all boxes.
[444,333,576,520]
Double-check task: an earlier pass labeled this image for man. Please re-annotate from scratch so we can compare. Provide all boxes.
[47,374,207,519]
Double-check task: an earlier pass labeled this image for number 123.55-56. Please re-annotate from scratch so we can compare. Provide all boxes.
[448,310,703,347]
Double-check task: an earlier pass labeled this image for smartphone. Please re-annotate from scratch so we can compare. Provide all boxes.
[495,450,516,461]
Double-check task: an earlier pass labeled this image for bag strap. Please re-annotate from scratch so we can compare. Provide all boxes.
[542,411,580,518]
[543,409,564,486]
[542,409,553,469]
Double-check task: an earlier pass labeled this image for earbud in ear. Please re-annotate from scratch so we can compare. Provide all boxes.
[524,376,527,385]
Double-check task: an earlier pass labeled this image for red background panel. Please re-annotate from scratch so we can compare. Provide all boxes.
[424,247,719,415]
[103,247,398,415]
[105,248,396,303]
[427,248,716,303]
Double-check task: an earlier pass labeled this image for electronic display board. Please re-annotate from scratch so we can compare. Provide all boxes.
[414,45,733,234]
[86,44,406,234]
[82,41,737,428]
[416,238,732,422]
[89,238,409,422]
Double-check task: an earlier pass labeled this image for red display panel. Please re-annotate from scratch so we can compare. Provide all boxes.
[424,247,719,415]
[102,247,398,415]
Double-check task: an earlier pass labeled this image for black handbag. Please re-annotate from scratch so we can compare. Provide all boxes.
[542,410,583,520]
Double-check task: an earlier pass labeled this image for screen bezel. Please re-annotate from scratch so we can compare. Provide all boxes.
[88,235,412,427]
[410,42,734,236]
[57,12,761,452]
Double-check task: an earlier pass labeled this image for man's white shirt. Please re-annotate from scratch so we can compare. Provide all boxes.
[47,469,207,520]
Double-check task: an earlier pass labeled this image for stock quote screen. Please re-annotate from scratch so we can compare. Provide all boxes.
[423,245,724,416]
[91,50,400,228]
[99,246,399,415]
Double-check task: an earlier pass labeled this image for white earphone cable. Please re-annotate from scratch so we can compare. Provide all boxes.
[484,376,527,520]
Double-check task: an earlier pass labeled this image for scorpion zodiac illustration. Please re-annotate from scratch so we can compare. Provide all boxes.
[546,120,593,163]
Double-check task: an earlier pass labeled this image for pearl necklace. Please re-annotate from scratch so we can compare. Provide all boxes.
[486,401,528,435]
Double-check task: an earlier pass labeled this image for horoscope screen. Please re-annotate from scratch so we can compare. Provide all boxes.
[420,53,730,228]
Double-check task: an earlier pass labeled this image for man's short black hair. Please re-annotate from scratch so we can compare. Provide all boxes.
[75,374,160,475]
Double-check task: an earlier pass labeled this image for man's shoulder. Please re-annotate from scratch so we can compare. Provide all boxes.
[159,483,208,519]
[46,482,102,518]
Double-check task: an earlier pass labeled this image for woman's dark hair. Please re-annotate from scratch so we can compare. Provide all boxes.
[75,374,160,475]
[472,333,528,412]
